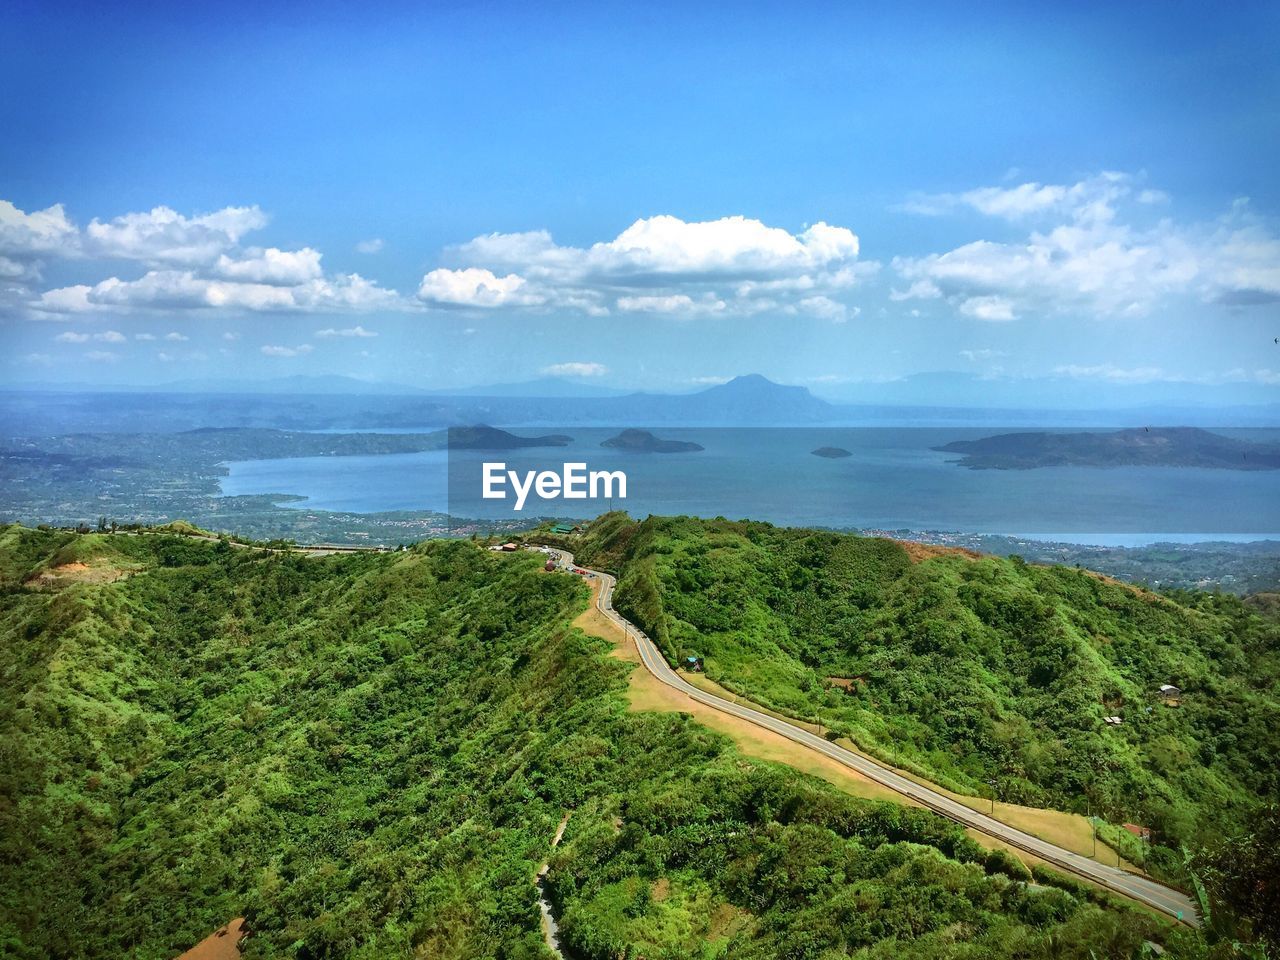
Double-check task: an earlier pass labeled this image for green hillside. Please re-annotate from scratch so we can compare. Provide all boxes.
[0,525,1206,959]
[575,514,1280,881]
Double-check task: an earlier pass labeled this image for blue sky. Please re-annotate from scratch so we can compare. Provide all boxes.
[2,0,1278,396]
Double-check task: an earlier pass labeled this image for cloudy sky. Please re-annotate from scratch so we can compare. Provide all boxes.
[2,1,1278,395]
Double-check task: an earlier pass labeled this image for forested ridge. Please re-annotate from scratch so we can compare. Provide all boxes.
[574,514,1280,897]
[0,524,1226,958]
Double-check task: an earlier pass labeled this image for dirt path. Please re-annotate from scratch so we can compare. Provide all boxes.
[536,812,572,958]
[175,918,246,960]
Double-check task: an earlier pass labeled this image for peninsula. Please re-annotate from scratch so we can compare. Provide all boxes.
[936,427,1280,470]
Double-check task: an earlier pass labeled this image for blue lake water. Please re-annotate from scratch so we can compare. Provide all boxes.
[220,427,1280,538]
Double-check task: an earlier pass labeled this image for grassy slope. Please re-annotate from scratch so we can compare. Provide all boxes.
[0,525,1198,960]
[576,513,1280,877]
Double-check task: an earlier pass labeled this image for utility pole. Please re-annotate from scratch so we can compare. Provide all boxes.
[1085,784,1101,861]
[985,778,997,816]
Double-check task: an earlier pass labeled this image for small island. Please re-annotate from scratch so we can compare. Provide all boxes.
[601,429,704,453]
[811,446,852,459]
[446,425,572,450]
[935,427,1280,471]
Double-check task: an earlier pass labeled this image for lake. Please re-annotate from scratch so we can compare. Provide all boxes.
[220,427,1280,539]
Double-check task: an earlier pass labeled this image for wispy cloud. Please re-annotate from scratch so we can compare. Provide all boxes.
[315,324,378,338]
[892,172,1280,319]
[541,361,608,378]
[900,172,1132,221]
[54,329,125,343]
[260,343,314,357]
[1053,364,1168,383]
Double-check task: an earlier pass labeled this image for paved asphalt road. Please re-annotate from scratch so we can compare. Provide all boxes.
[557,551,1200,927]
[136,531,1198,926]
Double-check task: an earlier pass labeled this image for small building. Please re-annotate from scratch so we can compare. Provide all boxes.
[544,559,557,572]
[1104,715,1123,725]
[683,656,703,672]
[1158,684,1183,707]
[550,523,577,534]
[501,542,519,551]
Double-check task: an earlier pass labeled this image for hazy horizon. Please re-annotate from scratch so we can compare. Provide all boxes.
[3,1,1278,399]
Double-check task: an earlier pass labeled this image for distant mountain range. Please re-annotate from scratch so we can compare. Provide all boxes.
[809,371,1280,410]
[5,373,1278,433]
[10,369,1278,411]
[3,374,631,398]
[424,377,630,398]
[7,374,430,396]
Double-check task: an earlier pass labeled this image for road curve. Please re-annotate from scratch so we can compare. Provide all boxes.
[125,530,1198,924]
[560,553,1199,927]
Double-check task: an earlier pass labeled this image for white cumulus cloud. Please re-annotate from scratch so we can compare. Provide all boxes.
[40,269,404,314]
[261,344,314,357]
[6,198,411,319]
[959,295,1016,322]
[0,201,79,272]
[418,267,541,308]
[216,247,323,285]
[85,205,268,265]
[421,215,869,319]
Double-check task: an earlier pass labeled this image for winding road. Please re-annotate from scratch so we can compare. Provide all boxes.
[557,551,1200,927]
[129,529,1198,926]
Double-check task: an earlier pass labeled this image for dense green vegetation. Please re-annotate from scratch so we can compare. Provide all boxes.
[575,514,1280,884]
[0,525,1205,958]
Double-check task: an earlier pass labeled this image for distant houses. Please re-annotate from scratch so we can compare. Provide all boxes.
[1100,683,1184,726]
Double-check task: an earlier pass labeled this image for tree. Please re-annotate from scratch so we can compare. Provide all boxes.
[1195,803,1280,950]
